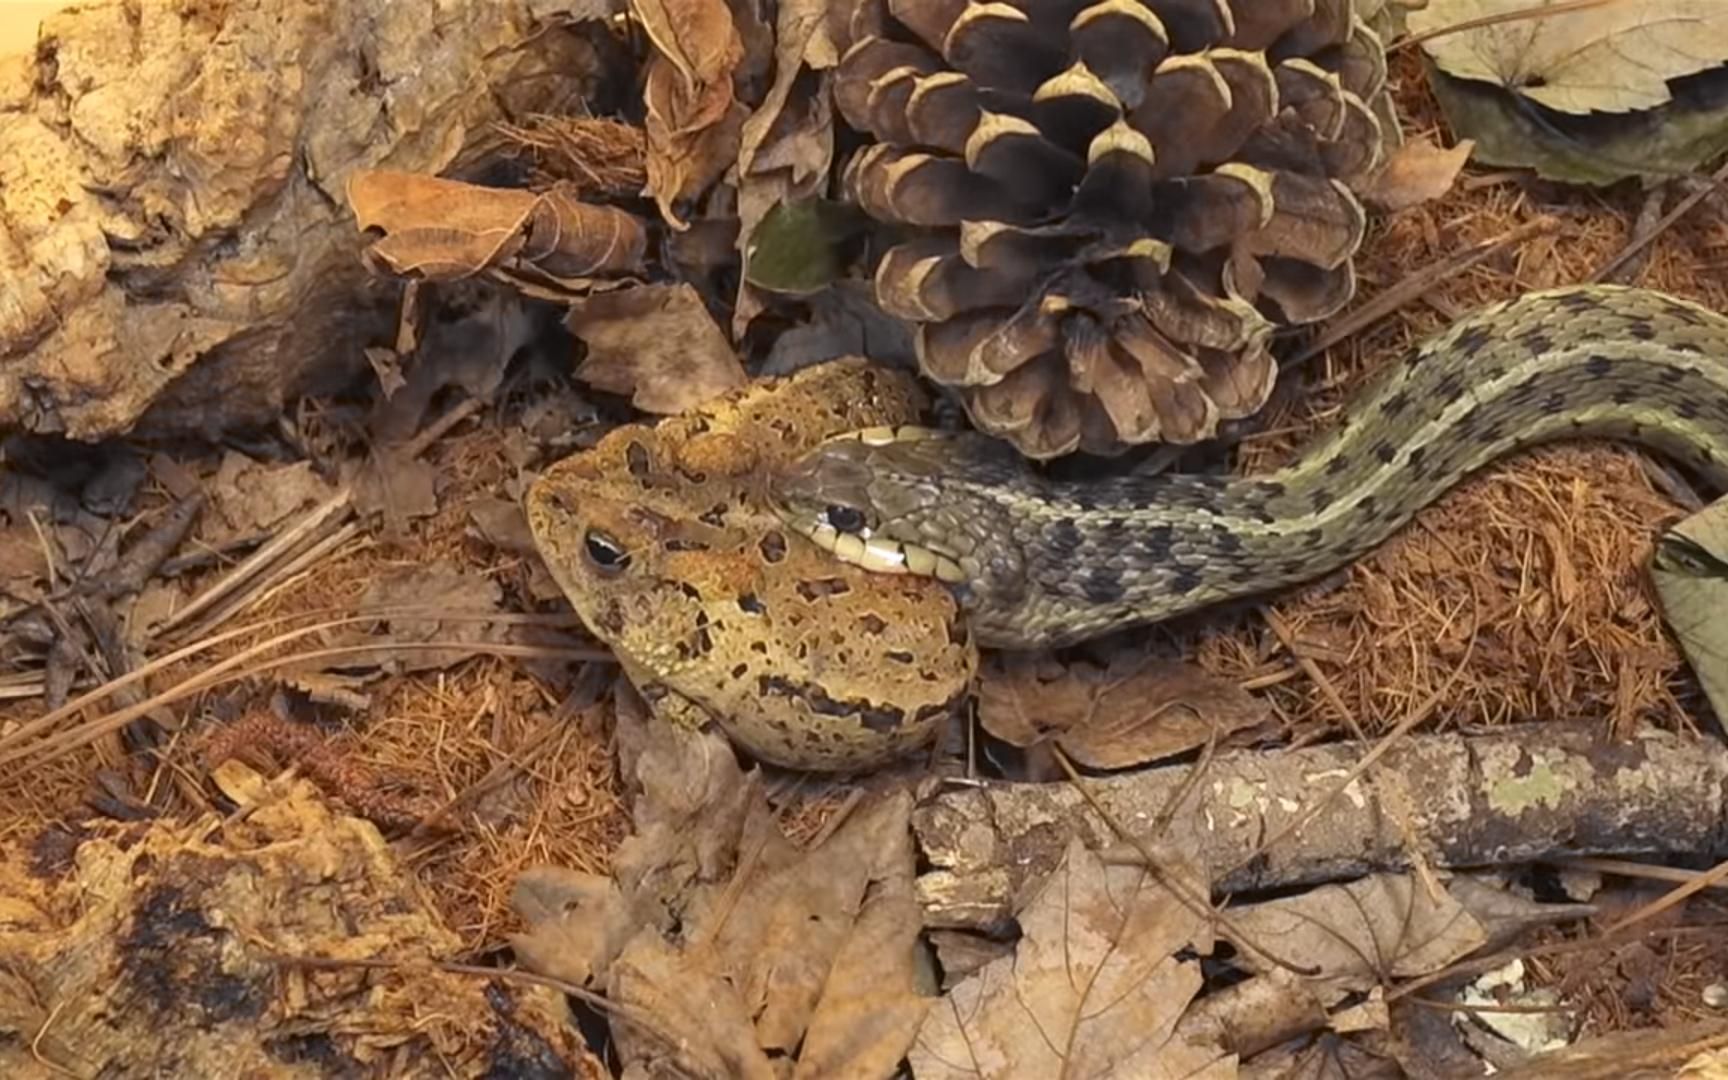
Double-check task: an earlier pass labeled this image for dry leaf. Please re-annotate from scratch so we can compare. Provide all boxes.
[0,525,50,602]
[349,170,646,281]
[204,455,336,543]
[706,792,924,1059]
[610,933,778,1078]
[792,841,931,1079]
[1362,136,1476,212]
[634,0,747,226]
[350,449,439,538]
[510,867,635,988]
[1654,496,1728,724]
[1412,0,1728,114]
[466,496,537,556]
[363,346,408,399]
[320,562,512,675]
[1225,873,1488,1006]
[604,790,925,1076]
[732,0,835,333]
[910,837,1229,1079]
[567,283,747,413]
[978,652,1276,770]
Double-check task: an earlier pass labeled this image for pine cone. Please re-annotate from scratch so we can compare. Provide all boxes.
[832,0,1393,458]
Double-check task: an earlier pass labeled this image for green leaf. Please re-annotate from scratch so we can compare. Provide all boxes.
[1652,496,1728,724]
[743,198,868,296]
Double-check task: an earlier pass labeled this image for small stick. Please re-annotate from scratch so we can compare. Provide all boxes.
[1289,217,1564,368]
[1589,156,1728,284]
[154,489,354,637]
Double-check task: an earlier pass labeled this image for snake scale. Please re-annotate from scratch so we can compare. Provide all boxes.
[770,285,1728,648]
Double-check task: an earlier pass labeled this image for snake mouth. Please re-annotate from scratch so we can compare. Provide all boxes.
[797,516,968,583]
[770,423,972,583]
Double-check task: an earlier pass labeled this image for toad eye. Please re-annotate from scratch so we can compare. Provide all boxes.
[583,530,631,574]
[823,504,868,533]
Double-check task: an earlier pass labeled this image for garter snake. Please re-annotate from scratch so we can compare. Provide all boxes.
[769,285,1728,648]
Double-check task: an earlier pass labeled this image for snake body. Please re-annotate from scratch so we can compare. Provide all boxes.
[770,286,1728,648]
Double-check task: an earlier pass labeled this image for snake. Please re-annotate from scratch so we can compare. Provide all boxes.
[768,285,1728,648]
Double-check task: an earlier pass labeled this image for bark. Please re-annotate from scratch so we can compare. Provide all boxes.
[0,0,618,440]
[913,724,1728,931]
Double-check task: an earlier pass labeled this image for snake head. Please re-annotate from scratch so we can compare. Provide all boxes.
[770,428,981,584]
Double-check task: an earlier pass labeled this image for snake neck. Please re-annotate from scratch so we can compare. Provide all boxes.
[989,286,1728,647]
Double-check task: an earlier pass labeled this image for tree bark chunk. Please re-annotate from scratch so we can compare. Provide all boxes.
[913,725,1728,931]
[0,0,611,439]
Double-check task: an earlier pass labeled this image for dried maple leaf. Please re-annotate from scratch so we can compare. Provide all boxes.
[1225,874,1489,1006]
[978,651,1276,770]
[910,837,1229,1079]
[566,282,747,413]
[1412,0,1728,114]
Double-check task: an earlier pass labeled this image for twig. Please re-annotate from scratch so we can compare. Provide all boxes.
[1262,608,1364,741]
[1601,857,1728,935]
[154,489,354,637]
[1390,0,1624,52]
[1289,217,1563,368]
[1223,620,1477,882]
[2,639,609,774]
[0,607,586,765]
[1589,156,1728,284]
[1052,746,1320,977]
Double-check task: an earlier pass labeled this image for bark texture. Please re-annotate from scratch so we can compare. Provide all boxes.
[0,0,610,439]
[914,724,1728,931]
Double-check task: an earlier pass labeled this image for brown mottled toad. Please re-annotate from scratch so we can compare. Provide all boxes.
[525,359,975,771]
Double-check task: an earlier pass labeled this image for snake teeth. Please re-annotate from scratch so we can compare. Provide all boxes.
[806,520,967,582]
[825,425,951,447]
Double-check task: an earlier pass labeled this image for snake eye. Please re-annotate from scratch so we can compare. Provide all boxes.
[583,530,631,574]
[823,504,867,533]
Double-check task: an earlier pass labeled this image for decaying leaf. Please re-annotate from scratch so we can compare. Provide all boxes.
[1411,0,1728,115]
[0,525,50,606]
[510,867,636,988]
[305,562,513,676]
[517,772,929,1077]
[760,280,917,375]
[203,454,337,545]
[1362,135,1475,212]
[910,837,1228,1079]
[364,345,409,399]
[793,839,932,1078]
[1458,958,1571,1056]
[567,282,748,413]
[977,652,1276,770]
[1425,60,1728,185]
[349,448,440,538]
[1225,873,1488,1006]
[743,197,865,296]
[635,0,748,226]
[349,170,646,286]
[1653,496,1728,724]
[733,0,837,329]
[704,791,927,1064]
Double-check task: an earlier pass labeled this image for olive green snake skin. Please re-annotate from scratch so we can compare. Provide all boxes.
[770,286,1728,648]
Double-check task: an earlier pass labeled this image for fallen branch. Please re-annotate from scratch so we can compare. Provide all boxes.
[913,724,1728,931]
